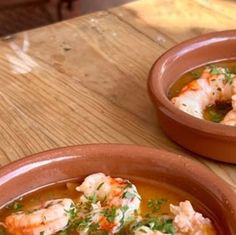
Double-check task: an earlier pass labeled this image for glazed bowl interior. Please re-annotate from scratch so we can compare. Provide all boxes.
[150,30,236,136]
[0,144,235,234]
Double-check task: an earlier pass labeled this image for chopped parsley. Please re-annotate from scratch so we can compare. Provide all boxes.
[65,204,77,220]
[208,111,222,123]
[209,65,222,75]
[208,65,234,84]
[7,201,23,212]
[102,207,117,223]
[85,195,98,204]
[122,189,141,201]
[122,191,135,199]
[130,217,176,235]
[147,198,167,213]
[97,182,105,190]
[225,72,233,84]
[204,103,232,123]
[191,71,200,78]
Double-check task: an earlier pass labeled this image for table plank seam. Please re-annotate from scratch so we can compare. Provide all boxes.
[108,9,178,47]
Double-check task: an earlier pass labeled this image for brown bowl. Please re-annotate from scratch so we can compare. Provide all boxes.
[148,30,236,163]
[0,144,235,234]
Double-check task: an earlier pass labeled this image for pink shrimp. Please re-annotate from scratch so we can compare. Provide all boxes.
[171,67,236,125]
[4,198,74,235]
[221,94,236,126]
[170,200,216,235]
[76,173,141,234]
[76,173,140,211]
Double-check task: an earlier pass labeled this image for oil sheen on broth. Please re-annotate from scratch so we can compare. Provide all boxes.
[0,176,218,235]
[168,61,236,123]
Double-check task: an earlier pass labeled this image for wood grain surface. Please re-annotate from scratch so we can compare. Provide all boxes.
[0,0,235,192]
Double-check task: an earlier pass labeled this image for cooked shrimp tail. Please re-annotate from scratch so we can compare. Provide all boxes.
[76,173,141,234]
[4,198,74,235]
[171,66,236,126]
[221,94,236,126]
[170,200,216,234]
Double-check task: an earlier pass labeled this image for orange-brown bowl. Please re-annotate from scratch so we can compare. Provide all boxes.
[0,144,235,234]
[148,30,236,163]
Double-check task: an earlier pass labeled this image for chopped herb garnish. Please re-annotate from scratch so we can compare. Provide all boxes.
[130,217,175,235]
[209,65,221,75]
[122,191,135,199]
[97,182,105,190]
[89,223,102,234]
[191,71,200,78]
[102,207,117,223]
[208,65,234,84]
[204,103,232,123]
[123,182,133,191]
[118,205,130,228]
[161,219,176,234]
[147,198,167,213]
[85,195,98,204]
[65,204,77,220]
[210,112,222,122]
[225,72,233,84]
[7,201,23,212]
[121,205,129,213]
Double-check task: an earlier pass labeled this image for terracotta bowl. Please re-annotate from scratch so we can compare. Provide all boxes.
[0,144,235,234]
[148,30,236,163]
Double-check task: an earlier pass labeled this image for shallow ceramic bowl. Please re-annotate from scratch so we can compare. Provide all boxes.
[148,30,236,163]
[0,144,235,234]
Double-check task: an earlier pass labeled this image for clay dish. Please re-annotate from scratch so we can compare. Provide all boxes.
[0,144,235,234]
[148,30,236,163]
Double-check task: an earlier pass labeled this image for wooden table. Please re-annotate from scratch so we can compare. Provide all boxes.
[0,0,235,192]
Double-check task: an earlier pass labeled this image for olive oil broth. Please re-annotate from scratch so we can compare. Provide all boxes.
[168,61,236,123]
[0,177,219,234]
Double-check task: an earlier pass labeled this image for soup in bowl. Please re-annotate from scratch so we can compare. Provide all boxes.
[148,30,236,163]
[169,62,236,125]
[0,144,235,234]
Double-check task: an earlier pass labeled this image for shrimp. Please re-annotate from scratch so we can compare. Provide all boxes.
[76,173,141,234]
[170,200,216,235]
[4,198,74,235]
[171,66,236,125]
[221,94,236,126]
[76,173,141,212]
[76,201,134,234]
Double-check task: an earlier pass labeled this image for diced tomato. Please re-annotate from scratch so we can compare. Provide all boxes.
[180,80,200,93]
[99,217,116,231]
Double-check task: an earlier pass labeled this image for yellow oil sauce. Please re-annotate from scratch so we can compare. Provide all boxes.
[0,178,218,235]
[168,61,236,123]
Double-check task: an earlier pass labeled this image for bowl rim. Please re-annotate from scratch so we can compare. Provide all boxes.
[0,144,235,199]
[148,29,236,138]
[0,144,236,232]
